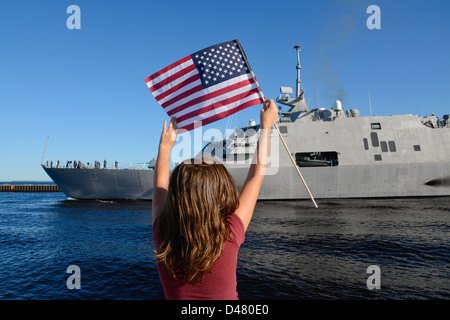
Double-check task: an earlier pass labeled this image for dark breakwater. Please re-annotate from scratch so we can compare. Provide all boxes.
[0,184,61,192]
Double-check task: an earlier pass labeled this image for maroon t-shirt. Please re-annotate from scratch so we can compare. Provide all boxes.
[153,213,245,300]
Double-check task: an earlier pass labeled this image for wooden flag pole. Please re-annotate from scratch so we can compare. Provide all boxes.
[235,39,318,208]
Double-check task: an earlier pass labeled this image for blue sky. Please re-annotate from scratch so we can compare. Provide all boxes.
[1,0,449,181]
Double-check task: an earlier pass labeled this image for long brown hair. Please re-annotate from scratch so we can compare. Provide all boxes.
[154,156,239,284]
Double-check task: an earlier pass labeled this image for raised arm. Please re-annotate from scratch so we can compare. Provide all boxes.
[152,117,177,224]
[235,99,279,231]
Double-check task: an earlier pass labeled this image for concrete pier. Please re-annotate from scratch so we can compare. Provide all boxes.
[0,184,61,192]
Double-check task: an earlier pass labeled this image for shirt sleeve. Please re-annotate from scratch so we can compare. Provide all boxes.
[228,213,245,246]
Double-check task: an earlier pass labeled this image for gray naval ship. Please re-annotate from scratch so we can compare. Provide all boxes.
[43,46,450,201]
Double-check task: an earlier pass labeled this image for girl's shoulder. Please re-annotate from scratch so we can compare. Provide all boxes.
[227,213,245,246]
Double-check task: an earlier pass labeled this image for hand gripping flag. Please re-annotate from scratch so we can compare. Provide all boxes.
[145,39,264,131]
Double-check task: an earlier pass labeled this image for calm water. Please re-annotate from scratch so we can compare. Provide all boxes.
[0,192,448,300]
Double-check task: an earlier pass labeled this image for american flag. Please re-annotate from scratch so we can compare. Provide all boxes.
[145,40,264,131]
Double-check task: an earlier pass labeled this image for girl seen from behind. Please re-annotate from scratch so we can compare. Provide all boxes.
[152,99,279,299]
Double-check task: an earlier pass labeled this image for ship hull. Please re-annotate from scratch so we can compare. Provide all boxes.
[43,161,450,200]
[43,167,155,200]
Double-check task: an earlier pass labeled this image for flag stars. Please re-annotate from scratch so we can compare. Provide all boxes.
[192,40,250,88]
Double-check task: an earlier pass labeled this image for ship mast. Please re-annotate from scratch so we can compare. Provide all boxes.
[294,45,301,99]
[276,44,308,115]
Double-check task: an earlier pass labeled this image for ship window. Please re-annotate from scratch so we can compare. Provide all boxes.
[370,132,379,147]
[371,123,382,130]
[380,141,388,152]
[363,138,369,150]
[295,151,339,167]
[228,154,250,162]
[279,126,288,134]
[388,141,397,152]
[414,145,421,151]
[374,154,382,161]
